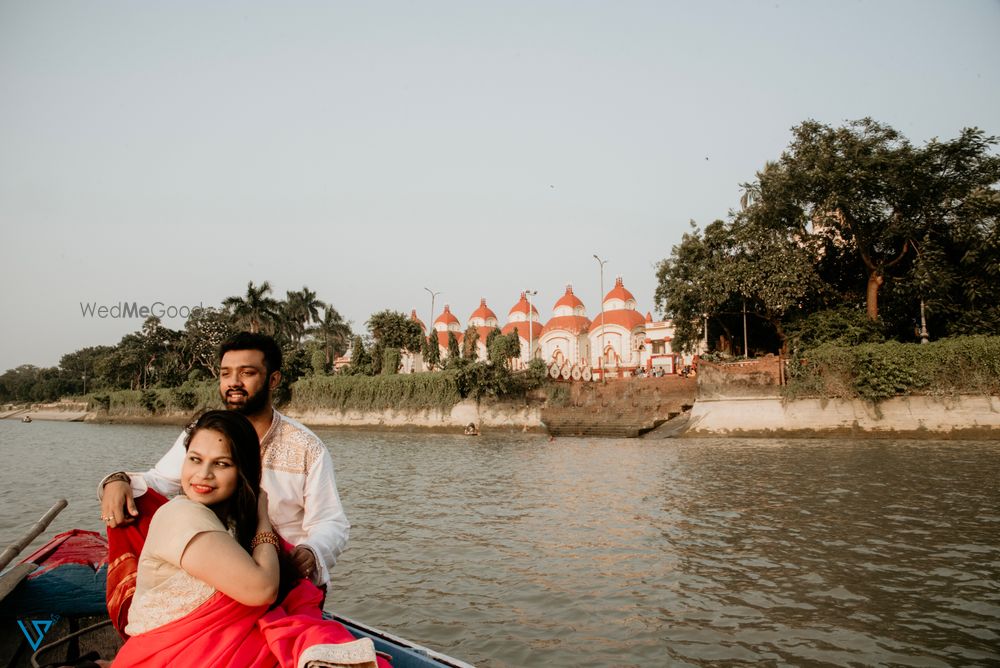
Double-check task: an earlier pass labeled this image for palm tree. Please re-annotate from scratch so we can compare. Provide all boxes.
[309,307,352,366]
[223,281,281,334]
[284,287,326,344]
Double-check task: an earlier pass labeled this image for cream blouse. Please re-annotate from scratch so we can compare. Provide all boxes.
[125,496,229,635]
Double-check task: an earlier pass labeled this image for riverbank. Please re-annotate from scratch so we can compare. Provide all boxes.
[7,384,1000,438]
[685,394,1000,439]
[0,399,545,432]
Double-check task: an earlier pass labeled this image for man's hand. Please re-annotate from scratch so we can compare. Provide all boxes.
[101,480,138,528]
[290,545,318,582]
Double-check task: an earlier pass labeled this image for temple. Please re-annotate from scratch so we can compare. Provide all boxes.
[401,276,703,378]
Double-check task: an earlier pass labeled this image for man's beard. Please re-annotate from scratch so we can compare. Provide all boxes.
[222,386,270,416]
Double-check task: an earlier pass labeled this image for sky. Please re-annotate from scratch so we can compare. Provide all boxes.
[1,0,998,372]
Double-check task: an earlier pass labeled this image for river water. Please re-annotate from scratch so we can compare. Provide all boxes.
[1,420,998,667]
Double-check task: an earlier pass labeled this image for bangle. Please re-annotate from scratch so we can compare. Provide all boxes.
[103,472,131,488]
[251,531,280,549]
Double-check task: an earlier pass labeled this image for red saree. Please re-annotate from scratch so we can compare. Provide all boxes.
[107,492,388,667]
[106,488,168,638]
[112,579,387,667]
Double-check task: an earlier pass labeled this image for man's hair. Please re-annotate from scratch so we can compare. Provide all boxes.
[219,332,283,377]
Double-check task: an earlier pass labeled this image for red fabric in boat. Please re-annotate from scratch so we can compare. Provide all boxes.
[105,488,168,639]
[112,578,390,668]
[20,529,108,576]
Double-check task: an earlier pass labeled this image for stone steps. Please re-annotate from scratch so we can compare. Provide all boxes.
[541,377,696,438]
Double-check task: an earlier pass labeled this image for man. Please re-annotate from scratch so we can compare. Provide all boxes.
[99,332,349,586]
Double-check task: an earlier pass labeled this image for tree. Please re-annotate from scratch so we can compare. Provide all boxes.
[462,326,480,359]
[487,328,521,367]
[309,307,352,367]
[366,310,424,352]
[655,218,824,353]
[284,287,326,344]
[58,345,115,394]
[179,307,235,378]
[223,281,281,334]
[346,335,371,375]
[741,119,1000,321]
[425,333,441,369]
[447,331,461,359]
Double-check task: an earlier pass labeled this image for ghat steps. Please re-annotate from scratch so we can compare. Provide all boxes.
[541,376,696,438]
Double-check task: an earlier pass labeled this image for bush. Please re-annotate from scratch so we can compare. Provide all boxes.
[784,335,1000,403]
[140,390,166,414]
[291,372,463,412]
[170,388,198,411]
[785,307,885,353]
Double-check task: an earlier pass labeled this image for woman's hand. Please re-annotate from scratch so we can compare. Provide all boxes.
[256,489,273,533]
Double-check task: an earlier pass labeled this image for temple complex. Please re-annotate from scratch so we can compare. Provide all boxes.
[402,276,703,378]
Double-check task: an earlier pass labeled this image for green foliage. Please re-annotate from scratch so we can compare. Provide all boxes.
[447,331,460,359]
[140,390,166,414]
[91,394,111,411]
[462,326,480,359]
[381,347,401,375]
[425,334,441,368]
[487,329,520,367]
[742,119,1000,323]
[785,335,1000,403]
[366,310,423,352]
[308,307,352,366]
[310,349,327,376]
[785,308,885,353]
[655,218,823,352]
[89,381,218,415]
[180,307,236,378]
[546,384,570,406]
[223,280,281,335]
[524,359,549,390]
[291,372,462,411]
[346,336,372,375]
[657,120,1000,354]
[170,387,198,411]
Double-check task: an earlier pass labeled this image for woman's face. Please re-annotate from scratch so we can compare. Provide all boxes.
[182,428,239,507]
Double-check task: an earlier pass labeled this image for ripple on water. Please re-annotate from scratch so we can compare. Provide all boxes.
[2,424,999,667]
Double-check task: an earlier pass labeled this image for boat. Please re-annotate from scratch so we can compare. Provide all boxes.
[21,416,31,423]
[1,503,474,668]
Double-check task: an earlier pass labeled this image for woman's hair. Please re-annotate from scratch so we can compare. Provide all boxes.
[184,410,262,552]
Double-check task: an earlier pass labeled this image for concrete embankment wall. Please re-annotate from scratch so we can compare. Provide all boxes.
[686,395,1000,439]
[286,399,543,432]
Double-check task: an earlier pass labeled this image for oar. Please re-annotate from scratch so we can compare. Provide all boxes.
[0,499,68,572]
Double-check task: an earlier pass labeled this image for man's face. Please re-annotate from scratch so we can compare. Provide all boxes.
[218,349,277,416]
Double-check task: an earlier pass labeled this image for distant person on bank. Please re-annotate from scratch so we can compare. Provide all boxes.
[98,333,349,603]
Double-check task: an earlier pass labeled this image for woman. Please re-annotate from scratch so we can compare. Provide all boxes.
[112,411,386,668]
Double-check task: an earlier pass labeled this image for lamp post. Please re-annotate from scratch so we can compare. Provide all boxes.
[909,239,930,345]
[593,254,607,380]
[423,287,440,336]
[424,288,440,368]
[742,299,749,359]
[524,289,538,365]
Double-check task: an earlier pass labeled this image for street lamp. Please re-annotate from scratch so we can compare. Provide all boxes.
[424,288,440,368]
[524,289,538,365]
[593,254,607,380]
[423,287,440,337]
